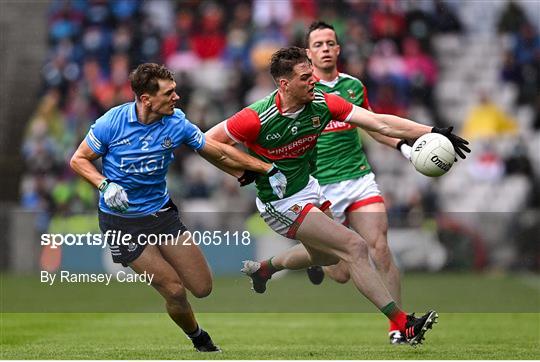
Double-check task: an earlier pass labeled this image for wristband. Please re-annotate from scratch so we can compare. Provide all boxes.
[98,178,110,192]
[267,165,279,176]
[396,139,408,151]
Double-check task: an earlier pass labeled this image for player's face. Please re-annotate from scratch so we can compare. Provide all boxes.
[285,62,316,104]
[148,79,179,116]
[307,28,340,72]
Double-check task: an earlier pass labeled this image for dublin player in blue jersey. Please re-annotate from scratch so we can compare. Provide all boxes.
[70,63,287,353]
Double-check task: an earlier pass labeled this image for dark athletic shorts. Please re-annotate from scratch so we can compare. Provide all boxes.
[98,199,187,267]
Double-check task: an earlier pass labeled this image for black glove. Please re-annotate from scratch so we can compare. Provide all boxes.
[238,170,259,186]
[431,126,471,160]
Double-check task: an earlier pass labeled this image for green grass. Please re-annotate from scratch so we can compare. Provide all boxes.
[1,313,539,359]
[1,272,539,359]
[2,272,539,312]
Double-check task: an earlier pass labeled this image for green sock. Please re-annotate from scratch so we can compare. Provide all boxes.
[380,301,401,319]
[267,257,282,272]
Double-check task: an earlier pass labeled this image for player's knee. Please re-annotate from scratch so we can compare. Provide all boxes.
[191,282,212,299]
[369,237,392,267]
[162,282,187,303]
[342,235,369,263]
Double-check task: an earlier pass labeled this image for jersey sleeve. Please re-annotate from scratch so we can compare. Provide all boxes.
[224,108,261,144]
[182,121,206,151]
[85,115,111,155]
[324,93,354,122]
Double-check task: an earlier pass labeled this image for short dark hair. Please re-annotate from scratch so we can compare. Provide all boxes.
[305,20,338,47]
[270,47,311,81]
[129,63,174,99]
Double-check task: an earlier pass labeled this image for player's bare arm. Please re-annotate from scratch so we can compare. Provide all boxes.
[70,139,105,187]
[198,137,271,176]
[205,121,235,145]
[348,105,470,159]
[348,105,431,140]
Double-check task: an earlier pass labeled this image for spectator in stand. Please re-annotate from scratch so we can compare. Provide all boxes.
[367,39,408,104]
[162,9,198,72]
[92,53,133,110]
[404,1,434,50]
[462,92,518,141]
[512,23,540,104]
[497,0,528,35]
[402,37,437,109]
[370,0,406,42]
[432,0,462,34]
[191,3,226,61]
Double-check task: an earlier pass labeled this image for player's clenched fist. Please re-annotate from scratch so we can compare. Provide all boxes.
[99,179,129,212]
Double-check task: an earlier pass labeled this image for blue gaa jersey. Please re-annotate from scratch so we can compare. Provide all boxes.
[85,102,205,217]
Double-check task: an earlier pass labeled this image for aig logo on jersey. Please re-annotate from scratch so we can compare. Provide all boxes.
[311,116,321,128]
[161,136,173,149]
[120,155,165,175]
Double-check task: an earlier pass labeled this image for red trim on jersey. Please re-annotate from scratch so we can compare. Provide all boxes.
[275,92,283,114]
[361,86,371,109]
[324,93,354,122]
[286,203,315,239]
[226,108,261,143]
[346,195,384,212]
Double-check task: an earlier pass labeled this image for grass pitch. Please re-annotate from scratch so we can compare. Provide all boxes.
[2,313,539,359]
[1,272,539,359]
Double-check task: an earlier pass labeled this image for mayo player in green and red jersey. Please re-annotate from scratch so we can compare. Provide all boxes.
[304,20,414,344]
[206,46,469,346]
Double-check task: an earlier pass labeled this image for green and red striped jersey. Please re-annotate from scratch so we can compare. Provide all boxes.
[226,89,353,202]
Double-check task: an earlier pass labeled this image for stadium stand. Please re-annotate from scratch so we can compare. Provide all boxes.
[19,0,540,271]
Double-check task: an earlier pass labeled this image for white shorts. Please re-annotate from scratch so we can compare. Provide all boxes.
[320,172,384,224]
[256,176,331,239]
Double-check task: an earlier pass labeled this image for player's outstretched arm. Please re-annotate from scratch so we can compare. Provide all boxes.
[204,122,288,198]
[348,105,431,140]
[198,137,272,175]
[348,105,470,159]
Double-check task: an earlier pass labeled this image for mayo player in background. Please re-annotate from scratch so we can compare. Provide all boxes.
[305,20,413,344]
[206,46,469,346]
[70,63,287,353]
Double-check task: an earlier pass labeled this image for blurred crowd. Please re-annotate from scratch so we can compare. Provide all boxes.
[21,0,539,270]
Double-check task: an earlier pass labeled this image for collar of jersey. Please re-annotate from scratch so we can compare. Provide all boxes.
[274,92,305,119]
[129,102,167,125]
[316,74,340,88]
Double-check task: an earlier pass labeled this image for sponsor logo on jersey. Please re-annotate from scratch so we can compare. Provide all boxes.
[266,134,318,158]
[311,116,321,128]
[111,138,131,147]
[323,120,354,132]
[288,204,302,215]
[120,155,165,175]
[431,155,451,171]
[265,132,282,140]
[161,136,173,149]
